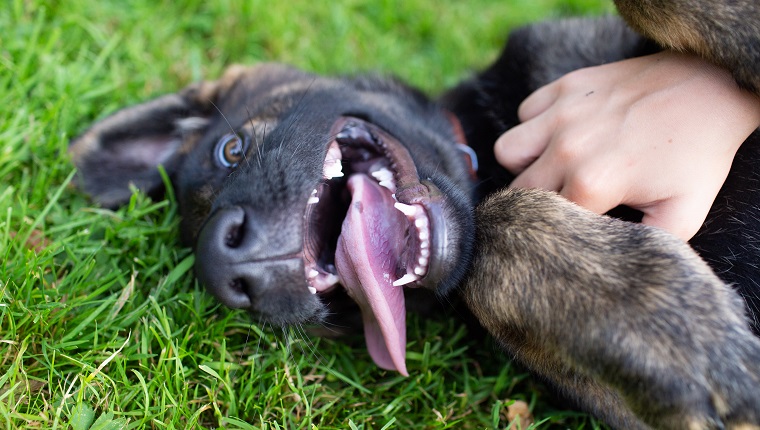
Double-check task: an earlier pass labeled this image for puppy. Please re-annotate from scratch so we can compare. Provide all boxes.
[70,13,760,430]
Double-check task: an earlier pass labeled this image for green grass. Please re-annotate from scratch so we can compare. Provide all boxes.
[1,0,615,428]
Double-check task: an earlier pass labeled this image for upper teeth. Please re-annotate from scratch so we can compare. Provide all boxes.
[370,167,393,182]
[324,142,344,179]
[370,166,396,192]
[324,158,343,179]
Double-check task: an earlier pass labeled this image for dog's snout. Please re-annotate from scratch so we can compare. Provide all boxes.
[195,206,255,308]
[194,205,309,319]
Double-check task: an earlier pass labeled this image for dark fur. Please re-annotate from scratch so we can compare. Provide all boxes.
[70,9,760,430]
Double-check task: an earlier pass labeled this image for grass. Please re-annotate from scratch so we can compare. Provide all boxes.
[1,0,615,428]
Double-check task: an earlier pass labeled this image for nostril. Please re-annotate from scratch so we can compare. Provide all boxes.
[225,223,244,248]
[229,278,246,296]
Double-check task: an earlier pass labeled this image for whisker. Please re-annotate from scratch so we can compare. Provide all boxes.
[295,323,327,368]
[231,323,253,382]
[245,105,263,170]
[281,77,318,162]
[209,99,237,138]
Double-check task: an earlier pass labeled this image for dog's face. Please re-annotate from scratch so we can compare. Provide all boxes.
[70,64,475,374]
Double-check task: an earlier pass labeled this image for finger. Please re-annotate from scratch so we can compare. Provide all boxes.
[508,155,564,192]
[495,114,555,174]
[518,81,561,122]
[559,173,621,215]
[639,197,710,241]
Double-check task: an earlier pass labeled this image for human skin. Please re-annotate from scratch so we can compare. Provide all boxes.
[495,50,760,241]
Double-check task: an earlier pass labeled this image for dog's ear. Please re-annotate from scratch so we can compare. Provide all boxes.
[69,66,249,208]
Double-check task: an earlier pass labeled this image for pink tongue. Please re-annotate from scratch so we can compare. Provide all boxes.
[335,174,409,376]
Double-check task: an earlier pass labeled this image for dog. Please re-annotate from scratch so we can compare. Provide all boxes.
[69,8,760,430]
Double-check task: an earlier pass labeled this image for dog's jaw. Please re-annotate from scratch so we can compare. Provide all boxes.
[301,116,455,375]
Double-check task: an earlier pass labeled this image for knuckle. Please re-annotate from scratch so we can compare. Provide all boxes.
[551,135,580,163]
[557,68,588,91]
[566,171,606,203]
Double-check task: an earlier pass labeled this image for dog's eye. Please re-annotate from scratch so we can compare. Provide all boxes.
[215,133,248,168]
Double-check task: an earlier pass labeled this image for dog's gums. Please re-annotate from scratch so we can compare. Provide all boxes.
[304,116,447,375]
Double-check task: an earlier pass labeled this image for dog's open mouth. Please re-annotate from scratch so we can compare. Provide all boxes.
[303,116,446,376]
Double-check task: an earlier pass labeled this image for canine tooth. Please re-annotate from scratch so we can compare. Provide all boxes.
[394,202,416,217]
[414,266,425,276]
[308,196,320,204]
[308,286,317,295]
[324,159,344,179]
[308,269,319,278]
[392,273,419,286]
[379,180,396,191]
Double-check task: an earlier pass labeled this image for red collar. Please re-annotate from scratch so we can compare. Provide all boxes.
[445,110,478,181]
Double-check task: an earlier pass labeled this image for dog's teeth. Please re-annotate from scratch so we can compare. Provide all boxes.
[308,269,319,278]
[379,180,396,192]
[414,266,426,276]
[323,273,340,285]
[370,167,390,179]
[323,142,344,179]
[418,256,428,267]
[420,239,430,249]
[414,217,428,228]
[394,202,417,216]
[419,228,430,241]
[308,196,320,204]
[420,248,430,258]
[324,160,344,179]
[392,273,418,286]
[308,286,317,295]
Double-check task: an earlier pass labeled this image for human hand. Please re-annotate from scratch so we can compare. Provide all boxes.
[495,51,760,241]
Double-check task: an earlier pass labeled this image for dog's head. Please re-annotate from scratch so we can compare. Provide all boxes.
[70,64,475,375]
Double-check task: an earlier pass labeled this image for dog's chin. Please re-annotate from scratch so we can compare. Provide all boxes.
[301,116,458,375]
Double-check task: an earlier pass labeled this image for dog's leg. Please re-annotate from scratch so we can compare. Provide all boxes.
[614,0,760,95]
[463,188,760,429]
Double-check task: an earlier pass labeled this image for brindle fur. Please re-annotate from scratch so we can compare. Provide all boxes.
[70,4,760,430]
[613,0,760,94]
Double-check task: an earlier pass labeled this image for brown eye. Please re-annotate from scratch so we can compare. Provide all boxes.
[215,133,248,168]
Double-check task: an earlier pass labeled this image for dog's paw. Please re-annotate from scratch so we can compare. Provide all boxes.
[605,283,760,430]
[636,339,760,429]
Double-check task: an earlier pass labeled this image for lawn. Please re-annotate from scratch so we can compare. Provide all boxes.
[1,0,615,428]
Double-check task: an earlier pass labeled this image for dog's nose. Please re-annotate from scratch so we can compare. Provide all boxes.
[194,206,253,308]
[194,206,304,310]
